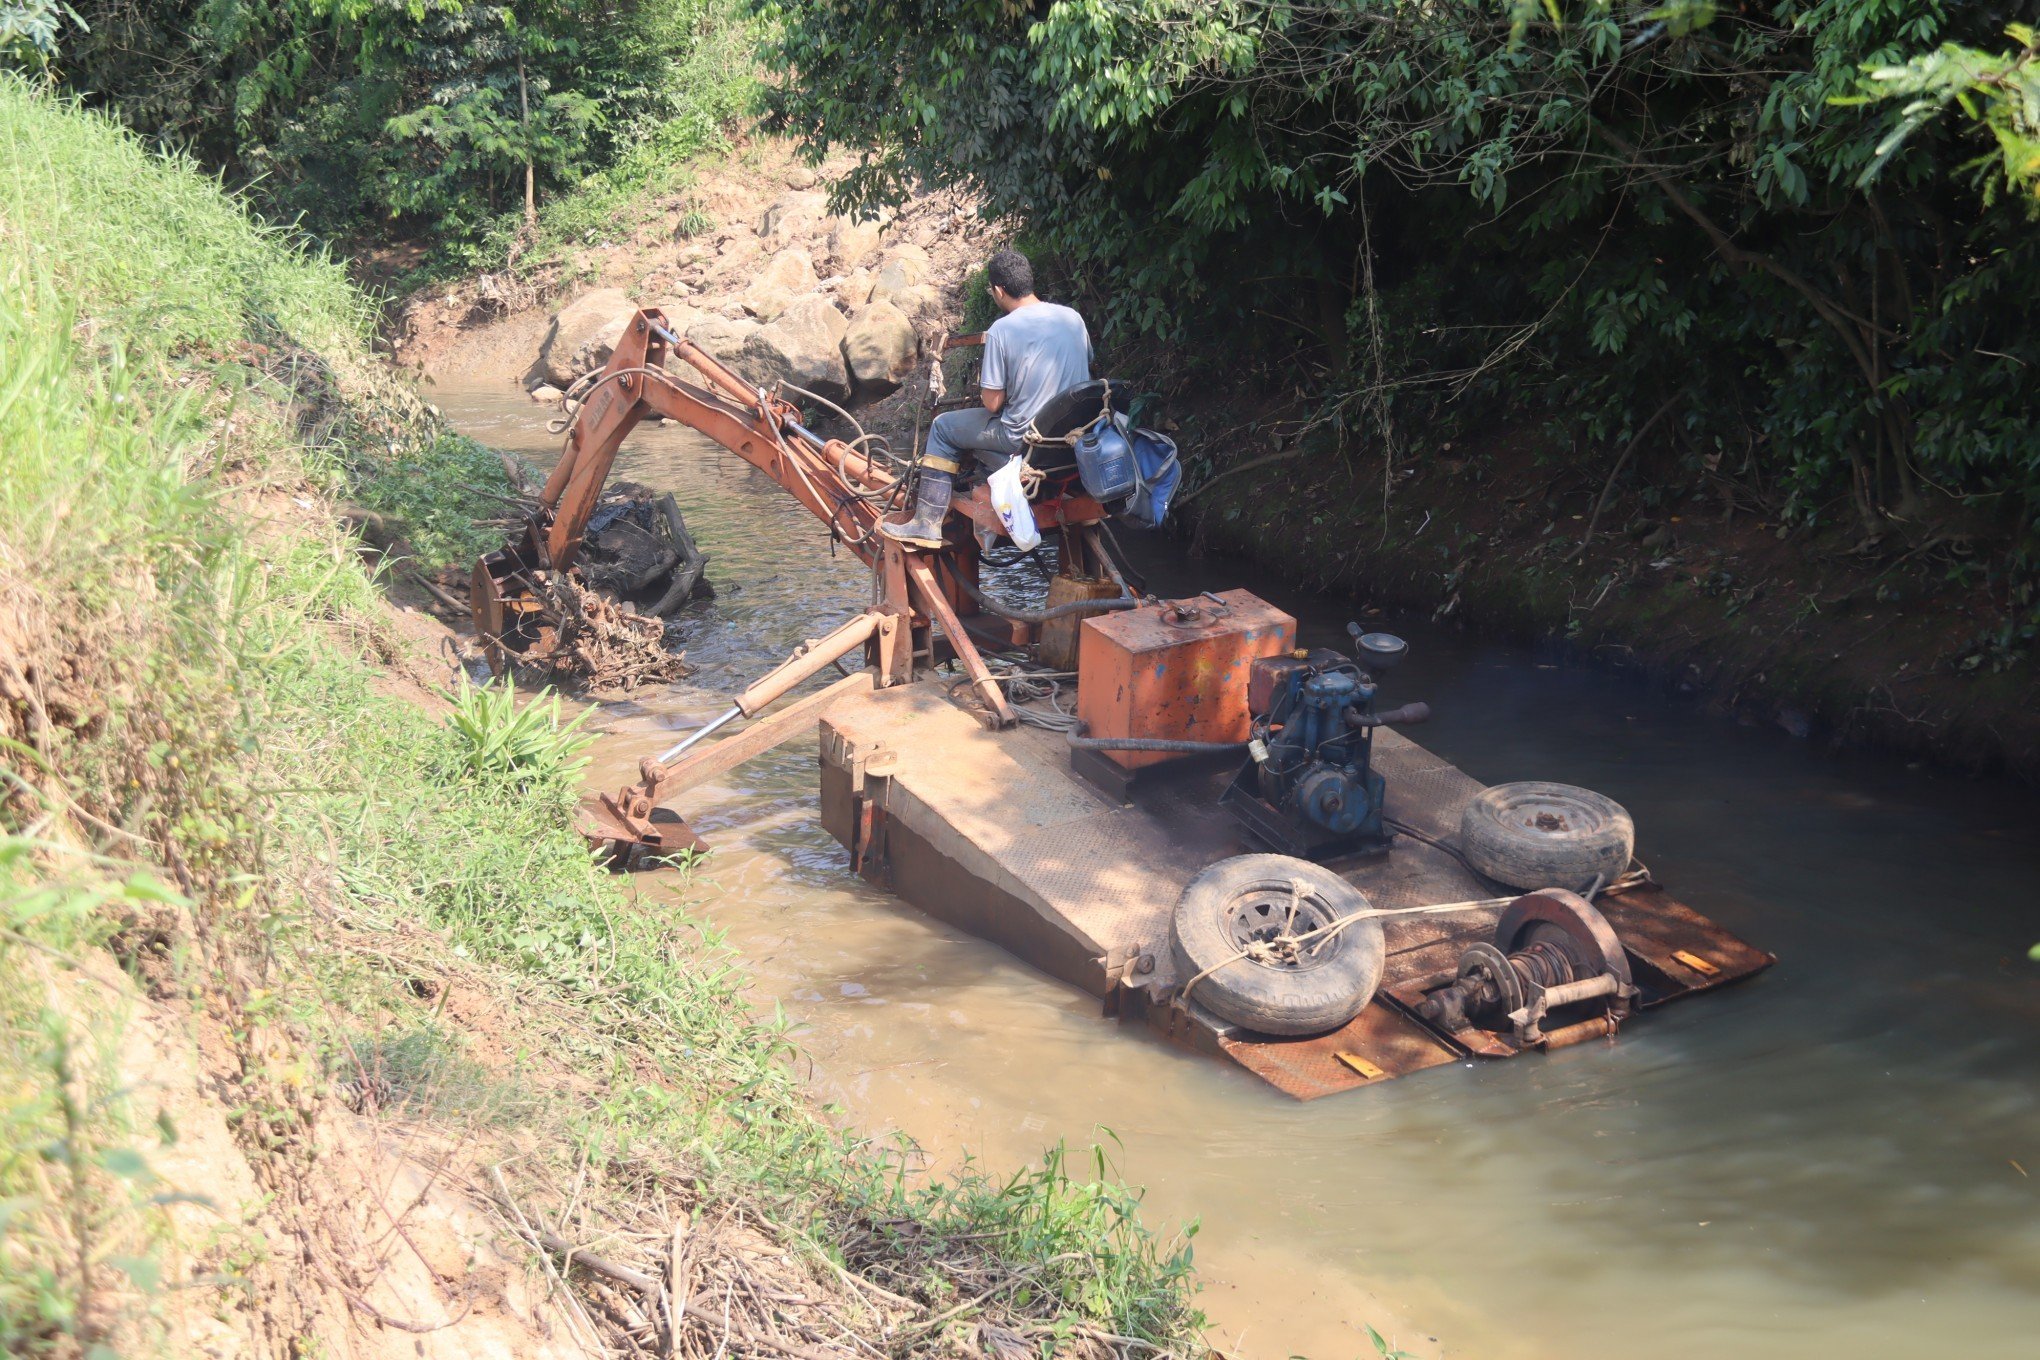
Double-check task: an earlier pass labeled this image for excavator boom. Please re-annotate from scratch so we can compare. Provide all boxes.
[467,305,1122,860]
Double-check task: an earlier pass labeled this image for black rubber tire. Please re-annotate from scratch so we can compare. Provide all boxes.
[1168,854,1385,1037]
[1457,781,1635,893]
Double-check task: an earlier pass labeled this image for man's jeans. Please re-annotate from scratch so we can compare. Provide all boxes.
[924,407,1025,477]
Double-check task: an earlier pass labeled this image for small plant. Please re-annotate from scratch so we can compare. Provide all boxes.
[443,676,595,792]
[1364,1324,1420,1359]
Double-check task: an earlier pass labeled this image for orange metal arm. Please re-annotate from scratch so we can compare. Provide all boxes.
[530,309,900,571]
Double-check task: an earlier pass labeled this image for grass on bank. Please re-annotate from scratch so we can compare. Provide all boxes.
[0,75,1205,1356]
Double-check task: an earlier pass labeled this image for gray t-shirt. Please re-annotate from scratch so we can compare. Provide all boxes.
[980,301,1092,437]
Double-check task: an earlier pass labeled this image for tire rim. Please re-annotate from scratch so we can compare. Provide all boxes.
[1222,882,1342,972]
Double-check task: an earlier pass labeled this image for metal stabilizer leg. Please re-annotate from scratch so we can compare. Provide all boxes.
[580,612,885,865]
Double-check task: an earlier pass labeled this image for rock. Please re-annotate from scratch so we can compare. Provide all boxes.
[757,245,819,291]
[685,317,792,390]
[889,283,943,319]
[826,215,885,272]
[646,302,707,338]
[835,268,877,308]
[842,301,920,402]
[761,295,853,406]
[785,165,819,190]
[755,191,827,249]
[741,246,819,321]
[705,234,761,285]
[537,286,633,387]
[529,384,565,405]
[868,243,931,304]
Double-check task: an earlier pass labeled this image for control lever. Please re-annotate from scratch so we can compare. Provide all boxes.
[1347,702,1431,729]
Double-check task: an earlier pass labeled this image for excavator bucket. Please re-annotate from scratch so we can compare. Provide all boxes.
[579,793,707,868]
[469,556,510,675]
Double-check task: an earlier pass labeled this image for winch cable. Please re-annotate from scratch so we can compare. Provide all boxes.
[1173,890,1519,1015]
[954,663,1082,732]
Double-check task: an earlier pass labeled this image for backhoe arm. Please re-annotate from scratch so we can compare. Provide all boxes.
[471,309,903,669]
[467,304,1037,862]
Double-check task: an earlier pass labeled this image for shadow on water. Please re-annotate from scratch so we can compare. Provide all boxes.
[433,377,2037,1360]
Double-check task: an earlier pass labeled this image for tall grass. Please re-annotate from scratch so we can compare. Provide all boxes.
[0,76,365,355]
[0,74,1206,1357]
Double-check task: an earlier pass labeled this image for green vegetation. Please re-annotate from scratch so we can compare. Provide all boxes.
[0,77,1204,1356]
[766,1,2040,660]
[27,0,756,246]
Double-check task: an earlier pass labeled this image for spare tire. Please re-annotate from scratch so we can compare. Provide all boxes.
[1168,854,1385,1037]
[1458,781,1634,893]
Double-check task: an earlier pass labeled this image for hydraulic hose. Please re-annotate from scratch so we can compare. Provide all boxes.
[951,569,1137,624]
[1064,724,1247,755]
[1346,701,1432,729]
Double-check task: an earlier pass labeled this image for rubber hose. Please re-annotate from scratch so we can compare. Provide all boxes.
[1347,701,1432,728]
[952,569,1136,623]
[1064,727,1247,755]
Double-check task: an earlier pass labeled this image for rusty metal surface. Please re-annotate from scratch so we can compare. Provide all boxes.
[1219,1004,1459,1100]
[1075,591,1295,769]
[1593,886,1777,1000]
[818,678,1774,1101]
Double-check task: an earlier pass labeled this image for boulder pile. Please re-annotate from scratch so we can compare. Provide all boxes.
[529,187,951,412]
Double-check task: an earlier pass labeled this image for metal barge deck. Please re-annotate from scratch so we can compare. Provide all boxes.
[816,680,1773,1101]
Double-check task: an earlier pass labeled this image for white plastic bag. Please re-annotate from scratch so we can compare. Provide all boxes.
[986,457,1041,551]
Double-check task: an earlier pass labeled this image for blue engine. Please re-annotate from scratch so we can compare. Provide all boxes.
[1219,630,1430,859]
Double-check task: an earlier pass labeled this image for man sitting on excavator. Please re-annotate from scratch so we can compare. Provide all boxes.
[881,248,1092,549]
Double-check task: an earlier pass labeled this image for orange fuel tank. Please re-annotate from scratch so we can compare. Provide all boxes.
[1075,590,1297,770]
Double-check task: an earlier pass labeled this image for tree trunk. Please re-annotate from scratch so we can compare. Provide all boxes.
[519,59,537,233]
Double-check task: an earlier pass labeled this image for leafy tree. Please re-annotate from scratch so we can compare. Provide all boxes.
[1854,22,2040,199]
[0,0,82,69]
[52,0,750,237]
[761,0,2039,640]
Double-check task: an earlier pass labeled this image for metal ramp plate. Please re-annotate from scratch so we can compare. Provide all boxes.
[817,681,1773,1100]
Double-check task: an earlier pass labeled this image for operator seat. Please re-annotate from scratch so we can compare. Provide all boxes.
[969,379,1133,477]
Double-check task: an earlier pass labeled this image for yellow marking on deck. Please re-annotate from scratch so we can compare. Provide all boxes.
[1335,1053,1386,1080]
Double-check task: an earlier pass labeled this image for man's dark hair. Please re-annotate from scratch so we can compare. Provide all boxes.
[986,248,1035,298]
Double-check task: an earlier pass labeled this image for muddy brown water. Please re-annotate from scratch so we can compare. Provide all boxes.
[435,379,2038,1360]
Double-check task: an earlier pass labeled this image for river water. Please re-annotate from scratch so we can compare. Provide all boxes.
[435,380,2038,1360]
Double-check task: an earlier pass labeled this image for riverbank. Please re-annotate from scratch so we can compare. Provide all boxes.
[0,82,1205,1359]
[1174,408,2040,784]
[346,107,2040,1360]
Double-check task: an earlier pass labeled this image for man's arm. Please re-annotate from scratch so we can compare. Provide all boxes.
[979,323,1007,414]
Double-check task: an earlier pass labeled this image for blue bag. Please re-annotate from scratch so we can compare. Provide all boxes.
[1120,427,1181,529]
